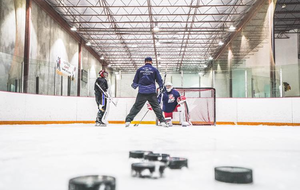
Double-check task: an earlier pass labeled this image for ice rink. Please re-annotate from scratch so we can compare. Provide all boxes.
[0,124,299,190]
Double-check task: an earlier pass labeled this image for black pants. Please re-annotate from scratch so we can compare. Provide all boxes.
[126,93,165,123]
[95,93,107,122]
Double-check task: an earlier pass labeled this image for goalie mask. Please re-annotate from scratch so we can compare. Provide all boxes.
[99,70,108,78]
[165,82,173,92]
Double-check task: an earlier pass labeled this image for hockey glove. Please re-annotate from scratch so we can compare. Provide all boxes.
[131,83,139,89]
[98,104,105,112]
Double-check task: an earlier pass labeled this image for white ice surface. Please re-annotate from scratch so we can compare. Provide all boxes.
[0,124,300,190]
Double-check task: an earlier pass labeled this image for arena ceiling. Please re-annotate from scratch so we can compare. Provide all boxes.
[45,0,270,73]
[274,0,300,38]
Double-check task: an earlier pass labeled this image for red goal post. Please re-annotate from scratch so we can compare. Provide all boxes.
[173,87,216,126]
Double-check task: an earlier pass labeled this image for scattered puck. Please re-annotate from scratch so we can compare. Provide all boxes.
[68,175,116,190]
[129,150,152,159]
[215,166,253,184]
[131,163,166,178]
[168,157,188,169]
[144,153,170,163]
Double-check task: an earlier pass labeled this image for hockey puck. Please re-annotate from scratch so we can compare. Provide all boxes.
[68,175,116,190]
[215,166,253,184]
[131,163,166,178]
[129,150,152,159]
[168,157,188,169]
[144,153,170,163]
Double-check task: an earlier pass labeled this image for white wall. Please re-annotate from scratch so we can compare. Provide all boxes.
[1,91,300,124]
[275,34,299,97]
[275,34,298,66]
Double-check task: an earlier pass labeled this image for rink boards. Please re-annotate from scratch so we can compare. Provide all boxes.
[1,91,300,126]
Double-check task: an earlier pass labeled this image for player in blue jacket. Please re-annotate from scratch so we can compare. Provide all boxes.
[159,82,181,126]
[125,57,167,127]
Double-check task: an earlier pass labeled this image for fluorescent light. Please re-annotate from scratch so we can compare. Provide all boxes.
[71,26,77,31]
[218,41,224,46]
[229,25,236,31]
[86,42,91,46]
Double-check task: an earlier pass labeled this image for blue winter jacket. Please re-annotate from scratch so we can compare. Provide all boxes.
[131,63,163,94]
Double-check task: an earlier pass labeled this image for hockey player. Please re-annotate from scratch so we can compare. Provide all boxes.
[94,70,108,126]
[159,82,191,127]
[159,82,181,126]
[125,57,167,127]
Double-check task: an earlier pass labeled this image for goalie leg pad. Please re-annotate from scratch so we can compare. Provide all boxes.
[165,117,172,127]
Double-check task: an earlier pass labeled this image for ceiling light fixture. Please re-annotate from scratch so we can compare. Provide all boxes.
[71,26,77,31]
[153,26,160,33]
[100,55,104,60]
[86,42,91,46]
[229,25,236,31]
[218,41,224,46]
[153,19,160,33]
[209,56,213,60]
[282,4,286,9]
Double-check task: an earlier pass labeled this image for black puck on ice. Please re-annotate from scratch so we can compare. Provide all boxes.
[168,157,188,169]
[131,163,166,178]
[215,166,253,184]
[68,175,116,190]
[144,153,170,163]
[129,150,152,159]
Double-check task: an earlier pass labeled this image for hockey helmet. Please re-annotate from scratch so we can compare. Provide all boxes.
[165,82,173,92]
[99,70,108,78]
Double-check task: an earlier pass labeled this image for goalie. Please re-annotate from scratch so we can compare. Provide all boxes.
[159,82,191,127]
[94,70,109,126]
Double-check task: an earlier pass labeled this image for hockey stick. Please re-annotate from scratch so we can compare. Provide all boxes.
[135,72,167,127]
[96,83,117,107]
[134,109,150,127]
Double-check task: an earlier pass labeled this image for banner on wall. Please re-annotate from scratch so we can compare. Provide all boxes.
[56,57,76,80]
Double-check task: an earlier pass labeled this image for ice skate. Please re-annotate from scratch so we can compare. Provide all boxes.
[125,122,131,127]
[95,117,106,127]
[160,122,168,128]
[95,121,106,127]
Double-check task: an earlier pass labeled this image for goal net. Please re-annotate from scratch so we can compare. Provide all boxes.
[172,87,216,126]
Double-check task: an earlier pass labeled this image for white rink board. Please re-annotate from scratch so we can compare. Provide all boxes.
[292,98,300,123]
[216,98,237,122]
[236,98,293,123]
[0,124,299,190]
[1,91,300,124]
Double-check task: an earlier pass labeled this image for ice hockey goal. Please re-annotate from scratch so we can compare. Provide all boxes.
[172,87,216,126]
